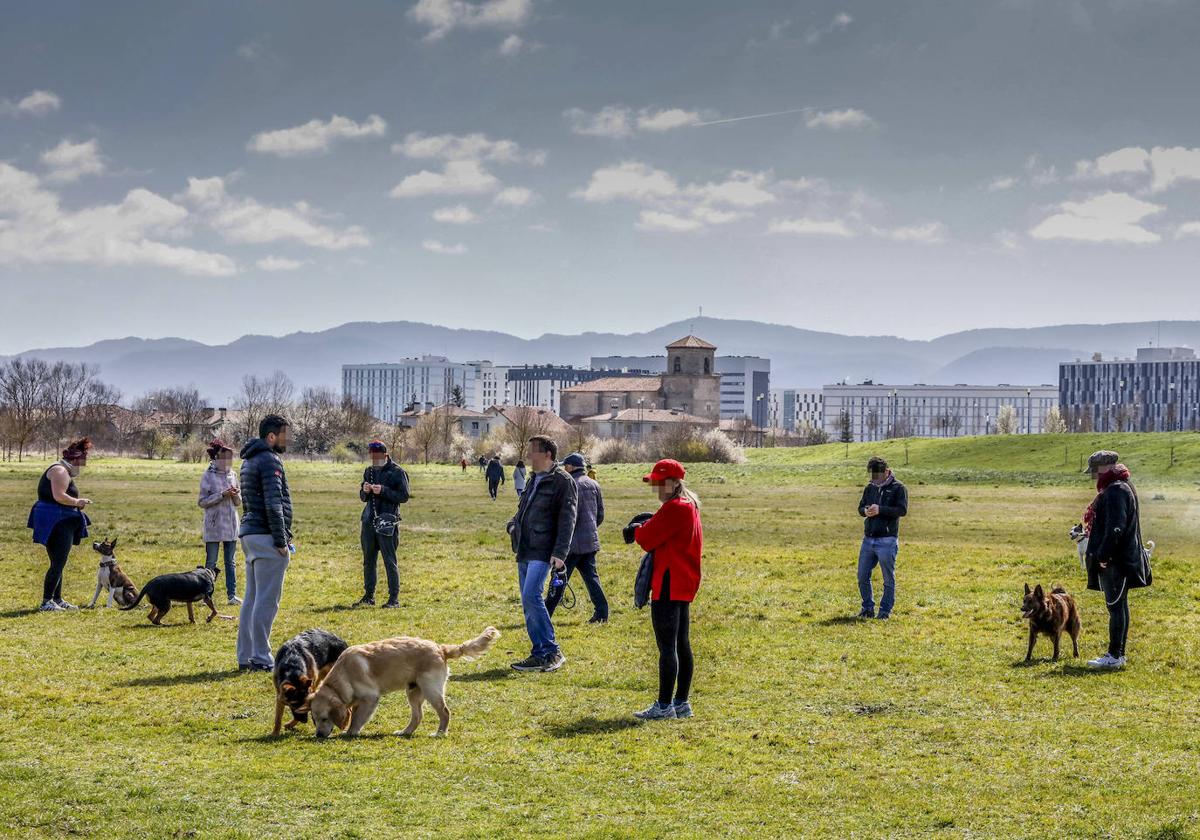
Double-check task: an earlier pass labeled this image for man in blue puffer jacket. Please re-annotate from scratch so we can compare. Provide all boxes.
[236,414,293,672]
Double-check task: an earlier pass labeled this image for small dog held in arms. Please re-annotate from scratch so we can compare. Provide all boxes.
[87,539,139,608]
[301,627,501,739]
[1069,523,1155,574]
[1022,583,1082,662]
[119,566,232,625]
[272,629,349,736]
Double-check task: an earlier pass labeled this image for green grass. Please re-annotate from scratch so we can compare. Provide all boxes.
[2,436,1199,839]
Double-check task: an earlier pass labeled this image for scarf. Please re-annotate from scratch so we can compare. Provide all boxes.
[1083,463,1131,535]
[870,470,894,487]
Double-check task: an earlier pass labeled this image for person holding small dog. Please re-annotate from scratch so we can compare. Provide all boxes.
[626,459,703,720]
[236,414,294,672]
[545,452,609,623]
[1083,450,1151,670]
[506,435,577,672]
[199,439,242,605]
[27,437,94,612]
[354,440,409,609]
[856,456,908,620]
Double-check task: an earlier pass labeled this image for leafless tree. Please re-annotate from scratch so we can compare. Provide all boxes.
[38,361,104,452]
[0,357,49,461]
[293,386,343,455]
[233,371,294,441]
[498,407,558,461]
[139,386,207,440]
[410,412,443,464]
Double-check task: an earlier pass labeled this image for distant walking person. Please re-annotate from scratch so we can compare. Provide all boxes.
[1083,450,1151,669]
[545,452,609,623]
[506,436,577,672]
[628,459,703,720]
[486,456,506,500]
[856,457,908,620]
[236,415,293,672]
[513,460,527,498]
[478,455,487,474]
[27,438,94,611]
[198,439,242,605]
[460,456,468,473]
[355,440,409,609]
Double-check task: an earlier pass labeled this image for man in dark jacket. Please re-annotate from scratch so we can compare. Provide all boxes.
[545,452,608,623]
[506,435,577,672]
[485,456,505,501]
[236,414,293,671]
[1083,450,1151,669]
[354,440,410,609]
[855,456,908,620]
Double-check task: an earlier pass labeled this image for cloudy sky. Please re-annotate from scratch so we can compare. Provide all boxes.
[2,0,1199,354]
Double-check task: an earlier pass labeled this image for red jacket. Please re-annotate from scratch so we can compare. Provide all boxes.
[635,496,703,602]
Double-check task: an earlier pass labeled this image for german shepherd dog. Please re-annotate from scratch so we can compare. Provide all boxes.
[272,629,349,736]
[88,538,139,608]
[1022,583,1082,662]
[120,566,232,625]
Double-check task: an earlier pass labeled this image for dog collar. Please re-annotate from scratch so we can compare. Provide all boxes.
[99,558,117,567]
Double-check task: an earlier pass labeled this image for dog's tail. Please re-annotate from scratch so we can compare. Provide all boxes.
[118,588,148,610]
[1050,584,1068,595]
[1145,540,1156,554]
[440,626,501,661]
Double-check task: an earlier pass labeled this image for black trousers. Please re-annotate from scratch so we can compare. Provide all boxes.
[360,521,399,600]
[650,571,693,706]
[487,479,500,499]
[43,521,75,602]
[1101,567,1130,658]
[544,551,609,620]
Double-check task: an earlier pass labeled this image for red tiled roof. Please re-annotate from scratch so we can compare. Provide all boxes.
[665,335,716,350]
[582,408,713,425]
[561,376,662,393]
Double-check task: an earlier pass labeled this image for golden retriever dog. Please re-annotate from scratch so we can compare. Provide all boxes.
[303,626,500,738]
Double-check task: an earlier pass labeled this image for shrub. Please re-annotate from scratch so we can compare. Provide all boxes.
[699,428,747,464]
[175,437,208,463]
[592,437,645,464]
[330,443,359,464]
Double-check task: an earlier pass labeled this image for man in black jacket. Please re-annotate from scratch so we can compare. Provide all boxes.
[1083,450,1151,669]
[506,435,577,672]
[485,456,505,501]
[354,440,410,609]
[855,456,908,620]
[236,414,293,671]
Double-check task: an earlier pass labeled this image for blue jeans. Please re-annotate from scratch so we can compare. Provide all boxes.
[857,536,898,616]
[204,540,238,599]
[517,559,559,659]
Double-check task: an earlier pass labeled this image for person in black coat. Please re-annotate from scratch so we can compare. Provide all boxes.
[485,456,506,500]
[855,457,908,619]
[1083,450,1151,669]
[354,441,410,609]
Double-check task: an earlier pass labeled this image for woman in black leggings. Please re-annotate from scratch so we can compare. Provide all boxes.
[27,438,93,611]
[628,459,704,721]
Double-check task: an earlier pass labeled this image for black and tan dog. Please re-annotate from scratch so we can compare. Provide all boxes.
[1021,583,1081,662]
[272,629,349,735]
[120,566,232,625]
[87,538,139,608]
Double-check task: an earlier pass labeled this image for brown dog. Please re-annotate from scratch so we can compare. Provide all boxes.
[88,539,139,608]
[1022,583,1081,662]
[302,627,500,738]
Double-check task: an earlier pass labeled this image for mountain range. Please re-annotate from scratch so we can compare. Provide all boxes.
[4,317,1199,405]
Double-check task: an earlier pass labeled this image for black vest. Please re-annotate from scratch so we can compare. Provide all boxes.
[38,464,78,505]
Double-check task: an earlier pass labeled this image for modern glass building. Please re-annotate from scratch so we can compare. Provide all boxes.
[1059,347,1200,432]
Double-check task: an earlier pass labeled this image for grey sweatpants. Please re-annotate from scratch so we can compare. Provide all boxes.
[236,534,290,668]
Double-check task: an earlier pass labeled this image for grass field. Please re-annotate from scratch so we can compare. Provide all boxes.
[2,435,1199,839]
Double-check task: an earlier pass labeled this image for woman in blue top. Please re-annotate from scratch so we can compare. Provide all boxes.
[27,438,93,611]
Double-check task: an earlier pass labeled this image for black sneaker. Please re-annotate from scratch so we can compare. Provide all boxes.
[381,600,400,609]
[238,663,253,672]
[857,609,875,619]
[541,651,566,672]
[511,654,548,672]
[250,663,273,673]
[353,597,375,608]
[587,615,608,625]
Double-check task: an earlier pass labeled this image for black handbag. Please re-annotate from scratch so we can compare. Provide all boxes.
[634,551,654,609]
[368,467,399,538]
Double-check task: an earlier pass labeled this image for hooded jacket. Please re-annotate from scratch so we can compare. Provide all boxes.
[199,462,241,542]
[567,470,604,555]
[1085,470,1151,592]
[359,458,410,523]
[238,438,293,548]
[858,473,908,538]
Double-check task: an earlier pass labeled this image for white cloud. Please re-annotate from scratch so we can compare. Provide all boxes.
[880,221,948,244]
[256,255,307,271]
[237,40,266,61]
[691,206,746,225]
[0,162,235,276]
[493,186,535,206]
[41,139,106,183]
[987,176,1016,192]
[637,108,703,132]
[432,204,478,224]
[1148,146,1200,192]
[1074,146,1150,179]
[498,34,540,55]
[1,89,61,117]
[685,171,776,207]
[391,132,543,165]
[390,159,501,198]
[805,12,854,45]
[409,0,532,40]
[805,108,875,131]
[1030,191,1163,244]
[182,176,370,249]
[1176,221,1200,239]
[574,161,679,203]
[1068,145,1200,192]
[247,114,387,157]
[422,239,467,255]
[767,217,855,238]
[636,210,703,233]
[564,106,633,138]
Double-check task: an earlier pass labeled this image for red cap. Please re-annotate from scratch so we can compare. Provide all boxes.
[642,459,686,483]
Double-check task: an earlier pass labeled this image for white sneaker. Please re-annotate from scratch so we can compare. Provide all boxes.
[1087,653,1126,669]
[228,596,243,606]
[39,600,64,612]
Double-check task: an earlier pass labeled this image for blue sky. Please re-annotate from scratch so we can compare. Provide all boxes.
[2,0,1199,354]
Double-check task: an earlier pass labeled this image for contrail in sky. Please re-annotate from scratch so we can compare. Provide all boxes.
[691,107,817,127]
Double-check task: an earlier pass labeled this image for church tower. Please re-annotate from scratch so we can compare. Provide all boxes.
[661,335,721,420]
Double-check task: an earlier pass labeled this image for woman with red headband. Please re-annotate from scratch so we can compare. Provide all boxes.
[199,439,242,605]
[625,459,703,721]
[27,438,94,611]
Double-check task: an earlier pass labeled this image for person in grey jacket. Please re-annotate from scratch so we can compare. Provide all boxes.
[236,414,293,672]
[505,435,577,672]
[198,439,241,605]
[545,452,608,623]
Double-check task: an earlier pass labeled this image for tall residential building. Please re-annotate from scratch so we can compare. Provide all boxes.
[822,383,1059,442]
[1059,347,1200,432]
[342,357,475,422]
[769,388,823,432]
[591,353,771,425]
[468,361,510,409]
[506,365,616,415]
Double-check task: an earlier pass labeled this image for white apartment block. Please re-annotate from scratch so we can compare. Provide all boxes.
[343,358,516,420]
[769,388,823,432]
[468,361,510,410]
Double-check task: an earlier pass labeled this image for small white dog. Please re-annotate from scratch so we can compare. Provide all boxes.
[1070,523,1154,574]
[88,539,140,608]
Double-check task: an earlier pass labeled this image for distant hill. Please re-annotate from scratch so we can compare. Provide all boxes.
[2,316,1196,403]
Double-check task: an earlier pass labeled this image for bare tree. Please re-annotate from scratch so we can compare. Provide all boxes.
[293,386,343,455]
[498,407,558,461]
[38,361,105,451]
[0,357,49,461]
[233,371,294,441]
[139,386,207,440]
[410,412,442,464]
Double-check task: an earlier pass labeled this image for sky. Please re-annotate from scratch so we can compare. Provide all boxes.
[2,0,1200,355]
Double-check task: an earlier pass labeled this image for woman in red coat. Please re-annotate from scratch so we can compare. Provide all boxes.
[630,459,703,720]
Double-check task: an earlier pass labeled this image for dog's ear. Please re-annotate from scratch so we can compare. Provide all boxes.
[339,707,352,731]
[281,681,296,694]
[110,537,117,549]
[297,673,312,689]
[1024,583,1031,595]
[1033,584,1044,598]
